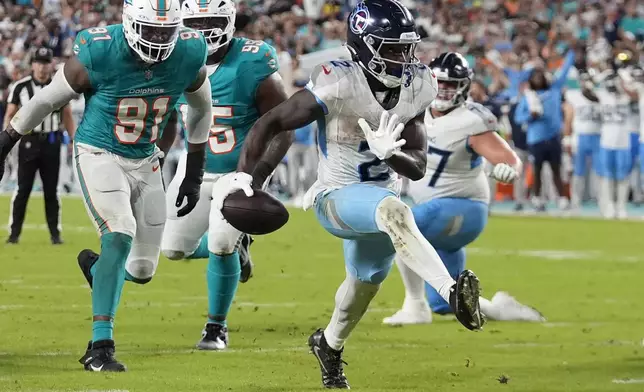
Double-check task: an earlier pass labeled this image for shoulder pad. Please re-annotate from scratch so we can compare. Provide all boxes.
[308,61,358,90]
[465,102,498,133]
[238,39,279,74]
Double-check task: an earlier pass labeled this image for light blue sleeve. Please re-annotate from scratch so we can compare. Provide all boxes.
[552,50,576,90]
[514,97,532,125]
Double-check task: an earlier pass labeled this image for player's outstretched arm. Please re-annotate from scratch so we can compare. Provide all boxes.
[238,89,324,184]
[469,131,522,184]
[248,73,294,187]
[175,66,211,217]
[0,56,89,181]
[384,112,427,181]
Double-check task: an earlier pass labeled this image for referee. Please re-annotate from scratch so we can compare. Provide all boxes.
[3,47,76,245]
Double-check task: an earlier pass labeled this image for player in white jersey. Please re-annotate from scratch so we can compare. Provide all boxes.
[619,65,644,203]
[383,52,544,326]
[597,73,633,219]
[211,1,483,389]
[566,74,602,209]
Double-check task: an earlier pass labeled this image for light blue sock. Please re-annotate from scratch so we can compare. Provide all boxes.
[207,251,241,326]
[92,232,132,343]
[187,235,209,259]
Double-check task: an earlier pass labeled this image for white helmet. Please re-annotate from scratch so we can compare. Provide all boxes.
[122,0,182,63]
[182,0,236,55]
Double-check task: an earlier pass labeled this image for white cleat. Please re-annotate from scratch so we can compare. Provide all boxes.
[487,292,546,322]
[383,306,433,325]
[616,209,628,220]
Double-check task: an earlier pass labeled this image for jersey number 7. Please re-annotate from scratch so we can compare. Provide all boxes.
[427,146,452,187]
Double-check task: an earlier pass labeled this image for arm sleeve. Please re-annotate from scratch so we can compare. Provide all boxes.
[9,68,79,135]
[513,97,531,125]
[552,50,576,90]
[183,76,212,144]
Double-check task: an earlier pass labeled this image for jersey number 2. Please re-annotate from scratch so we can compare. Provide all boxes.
[179,105,236,154]
[357,141,390,182]
[115,97,170,144]
[427,146,452,187]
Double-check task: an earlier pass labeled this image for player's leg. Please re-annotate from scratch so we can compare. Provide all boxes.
[8,144,39,243]
[74,144,135,372]
[615,148,633,219]
[125,159,167,284]
[314,185,482,329]
[597,148,616,218]
[571,135,590,209]
[513,148,529,210]
[529,142,546,210]
[629,133,642,204]
[545,137,568,209]
[38,138,62,243]
[309,236,396,389]
[196,192,245,350]
[384,198,487,323]
[160,153,211,260]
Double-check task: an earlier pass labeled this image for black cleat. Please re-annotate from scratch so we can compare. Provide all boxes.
[79,339,126,372]
[78,249,99,289]
[6,236,18,244]
[51,236,64,245]
[238,234,254,283]
[449,270,484,331]
[308,329,350,389]
[196,323,229,350]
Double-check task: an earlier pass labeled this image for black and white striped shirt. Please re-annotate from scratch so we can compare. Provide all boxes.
[7,75,61,133]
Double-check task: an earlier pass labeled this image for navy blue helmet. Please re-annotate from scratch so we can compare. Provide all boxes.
[428,52,473,111]
[346,0,420,88]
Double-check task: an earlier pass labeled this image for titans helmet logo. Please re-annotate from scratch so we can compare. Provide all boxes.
[349,3,370,35]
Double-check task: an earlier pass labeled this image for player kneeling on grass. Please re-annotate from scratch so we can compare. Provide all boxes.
[0,0,213,372]
[159,0,292,351]
[211,0,484,389]
[382,52,545,326]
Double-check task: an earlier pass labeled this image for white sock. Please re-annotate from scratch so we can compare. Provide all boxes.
[479,297,499,320]
[394,257,426,308]
[323,274,380,351]
[598,177,614,216]
[571,175,585,208]
[616,179,630,213]
[375,197,455,302]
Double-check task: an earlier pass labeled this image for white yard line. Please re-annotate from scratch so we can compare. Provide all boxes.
[612,378,644,384]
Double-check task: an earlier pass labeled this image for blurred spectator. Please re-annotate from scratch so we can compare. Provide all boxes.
[287,80,318,205]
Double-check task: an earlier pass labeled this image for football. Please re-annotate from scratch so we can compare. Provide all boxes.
[221,189,289,235]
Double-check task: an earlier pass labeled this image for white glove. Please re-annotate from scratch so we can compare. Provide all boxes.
[212,172,254,212]
[358,111,406,160]
[490,163,518,184]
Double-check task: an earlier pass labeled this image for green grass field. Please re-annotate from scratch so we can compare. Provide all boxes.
[1,195,644,392]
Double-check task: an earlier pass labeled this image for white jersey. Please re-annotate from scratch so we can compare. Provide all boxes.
[629,100,640,133]
[598,90,632,149]
[565,89,601,135]
[302,60,438,208]
[408,102,497,205]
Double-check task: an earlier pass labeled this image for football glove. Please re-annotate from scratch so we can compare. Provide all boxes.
[358,111,406,160]
[490,163,518,184]
[212,172,254,213]
[175,150,205,217]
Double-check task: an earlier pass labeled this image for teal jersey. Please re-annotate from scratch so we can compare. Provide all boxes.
[73,25,207,159]
[176,37,279,174]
